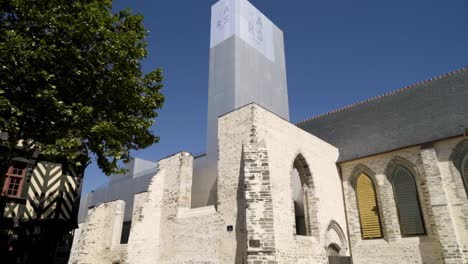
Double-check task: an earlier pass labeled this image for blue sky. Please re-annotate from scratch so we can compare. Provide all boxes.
[81,0,468,194]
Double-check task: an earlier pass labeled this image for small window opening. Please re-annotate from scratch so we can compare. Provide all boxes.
[292,166,307,236]
[120,221,132,244]
[2,161,27,198]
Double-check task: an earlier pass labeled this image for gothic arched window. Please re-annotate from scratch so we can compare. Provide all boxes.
[292,166,306,235]
[462,154,468,195]
[392,167,425,236]
[449,140,468,198]
[291,154,313,236]
[356,173,383,239]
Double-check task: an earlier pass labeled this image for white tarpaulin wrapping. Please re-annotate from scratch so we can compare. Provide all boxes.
[210,0,275,62]
[210,0,236,48]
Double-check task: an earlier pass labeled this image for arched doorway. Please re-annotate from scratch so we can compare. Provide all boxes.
[328,244,340,264]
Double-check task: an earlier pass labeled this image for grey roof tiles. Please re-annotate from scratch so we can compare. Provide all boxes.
[297,68,468,162]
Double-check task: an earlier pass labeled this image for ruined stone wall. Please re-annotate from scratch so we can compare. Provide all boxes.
[340,136,468,264]
[243,138,277,263]
[71,153,225,264]
[70,103,350,264]
[253,104,349,263]
[216,104,258,263]
[217,104,349,263]
[68,200,127,264]
[126,152,225,264]
[68,104,468,264]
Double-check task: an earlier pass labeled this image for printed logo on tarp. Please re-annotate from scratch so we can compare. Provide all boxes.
[217,5,231,31]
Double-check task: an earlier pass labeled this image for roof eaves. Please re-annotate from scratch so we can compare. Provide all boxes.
[295,67,468,125]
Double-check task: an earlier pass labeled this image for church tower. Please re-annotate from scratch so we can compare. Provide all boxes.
[192,0,289,207]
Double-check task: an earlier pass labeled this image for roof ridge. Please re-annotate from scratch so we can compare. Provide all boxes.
[296,67,468,125]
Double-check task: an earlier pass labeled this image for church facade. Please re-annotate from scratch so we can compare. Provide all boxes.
[69,67,468,264]
[69,0,468,263]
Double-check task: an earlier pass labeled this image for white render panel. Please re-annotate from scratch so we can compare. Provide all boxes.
[210,0,274,62]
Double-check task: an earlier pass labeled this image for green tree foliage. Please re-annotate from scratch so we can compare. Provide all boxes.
[0,0,164,175]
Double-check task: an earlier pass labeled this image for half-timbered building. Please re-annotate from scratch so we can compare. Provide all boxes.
[1,147,83,263]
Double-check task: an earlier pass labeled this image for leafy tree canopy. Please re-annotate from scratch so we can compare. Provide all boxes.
[0,0,164,175]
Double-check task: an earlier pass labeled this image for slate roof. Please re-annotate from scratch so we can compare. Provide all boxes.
[296,67,468,162]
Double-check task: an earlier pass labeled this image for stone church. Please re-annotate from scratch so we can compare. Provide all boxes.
[69,0,468,263]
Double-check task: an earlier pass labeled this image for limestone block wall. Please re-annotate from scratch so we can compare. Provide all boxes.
[70,152,226,264]
[70,103,349,264]
[340,136,468,264]
[218,104,350,263]
[125,170,164,263]
[67,104,468,264]
[68,223,83,262]
[255,104,349,263]
[217,104,257,263]
[243,138,277,263]
[126,152,225,264]
[432,137,468,263]
[68,200,127,264]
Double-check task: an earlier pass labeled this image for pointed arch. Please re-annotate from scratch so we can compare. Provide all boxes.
[392,166,426,236]
[385,156,420,183]
[290,153,318,237]
[292,153,313,188]
[385,156,426,236]
[450,139,468,197]
[355,173,383,239]
[326,220,348,253]
[349,164,376,191]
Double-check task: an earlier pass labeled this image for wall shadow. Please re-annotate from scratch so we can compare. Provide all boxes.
[235,148,247,264]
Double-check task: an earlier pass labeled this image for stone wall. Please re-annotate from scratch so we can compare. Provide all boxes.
[340,136,468,264]
[216,103,257,263]
[68,104,468,264]
[253,104,349,263]
[126,152,224,264]
[217,104,350,263]
[68,200,127,264]
[243,138,277,263]
[433,138,468,263]
[71,103,349,264]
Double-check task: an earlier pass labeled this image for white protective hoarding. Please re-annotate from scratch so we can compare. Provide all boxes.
[210,0,275,62]
[210,0,236,49]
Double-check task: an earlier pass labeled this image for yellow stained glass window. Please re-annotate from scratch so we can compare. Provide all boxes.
[356,174,383,239]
